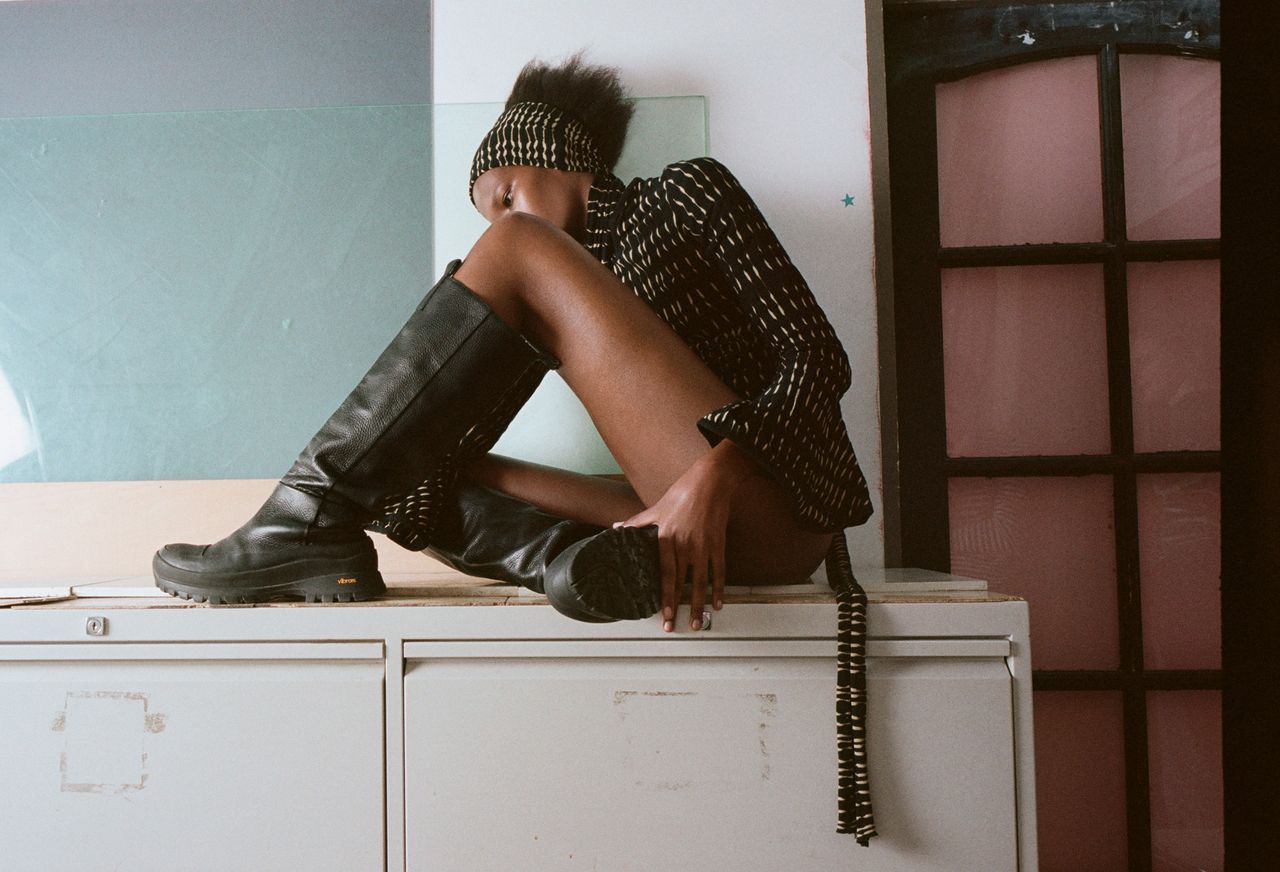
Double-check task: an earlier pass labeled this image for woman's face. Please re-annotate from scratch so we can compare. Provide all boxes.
[472,165,594,240]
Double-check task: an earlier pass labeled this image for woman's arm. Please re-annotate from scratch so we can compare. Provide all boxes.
[700,435,771,489]
[660,156,872,534]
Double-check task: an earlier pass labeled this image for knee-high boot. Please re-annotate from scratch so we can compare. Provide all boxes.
[424,480,665,623]
[152,259,560,604]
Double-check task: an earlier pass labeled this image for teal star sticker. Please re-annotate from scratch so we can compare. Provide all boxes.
[842,194,855,207]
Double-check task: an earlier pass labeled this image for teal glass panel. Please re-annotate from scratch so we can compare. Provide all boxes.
[434,97,708,476]
[1,105,434,483]
[0,97,707,483]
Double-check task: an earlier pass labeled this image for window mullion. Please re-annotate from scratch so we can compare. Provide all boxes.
[1100,39,1157,872]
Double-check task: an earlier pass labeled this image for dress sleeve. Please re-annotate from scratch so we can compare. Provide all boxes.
[660,157,872,533]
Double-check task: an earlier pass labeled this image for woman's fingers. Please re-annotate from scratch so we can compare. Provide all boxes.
[621,520,723,633]
[668,544,700,632]
[691,548,711,629]
[658,530,678,633]
[675,559,693,631]
[712,540,725,611]
[692,542,727,627]
[664,537,726,632]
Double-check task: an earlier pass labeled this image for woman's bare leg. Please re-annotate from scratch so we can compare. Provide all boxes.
[452,211,834,591]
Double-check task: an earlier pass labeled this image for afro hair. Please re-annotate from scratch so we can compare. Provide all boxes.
[504,49,636,171]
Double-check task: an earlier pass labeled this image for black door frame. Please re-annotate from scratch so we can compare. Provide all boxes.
[883,3,1220,870]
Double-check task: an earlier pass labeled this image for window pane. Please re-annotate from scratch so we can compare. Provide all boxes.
[1034,691,1128,871]
[1148,691,1224,872]
[0,0,433,484]
[0,92,706,483]
[1121,54,1220,241]
[936,54,1104,247]
[949,475,1118,669]
[1138,473,1221,670]
[943,264,1111,457]
[1127,260,1220,453]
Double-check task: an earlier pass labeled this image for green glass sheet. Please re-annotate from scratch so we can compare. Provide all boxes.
[0,96,706,483]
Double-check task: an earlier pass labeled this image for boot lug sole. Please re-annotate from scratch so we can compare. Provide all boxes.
[152,552,385,605]
[568,525,663,621]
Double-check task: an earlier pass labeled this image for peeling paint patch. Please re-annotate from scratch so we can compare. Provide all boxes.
[756,693,778,781]
[759,726,771,780]
[613,690,695,702]
[613,689,696,722]
[634,779,693,791]
[54,691,166,794]
[613,689,782,789]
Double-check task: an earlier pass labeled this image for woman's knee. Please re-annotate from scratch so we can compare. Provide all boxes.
[475,210,566,266]
[454,211,568,333]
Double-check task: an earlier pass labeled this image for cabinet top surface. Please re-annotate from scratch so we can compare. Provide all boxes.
[3,587,1023,611]
[1,566,1021,610]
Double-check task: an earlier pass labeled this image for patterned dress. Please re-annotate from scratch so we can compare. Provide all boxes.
[580,156,873,533]
[371,156,878,844]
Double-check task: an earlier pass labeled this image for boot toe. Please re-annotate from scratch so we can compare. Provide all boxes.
[154,542,209,572]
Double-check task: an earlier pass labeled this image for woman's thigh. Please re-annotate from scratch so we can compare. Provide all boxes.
[453,211,832,582]
[723,474,834,584]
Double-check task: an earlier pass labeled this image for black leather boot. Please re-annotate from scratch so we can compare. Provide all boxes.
[424,480,664,622]
[152,259,560,604]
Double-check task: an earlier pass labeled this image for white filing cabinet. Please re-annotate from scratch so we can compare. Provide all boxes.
[0,573,1037,872]
[0,642,386,871]
[404,637,1019,871]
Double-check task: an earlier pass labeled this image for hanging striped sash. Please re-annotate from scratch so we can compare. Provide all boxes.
[824,530,877,846]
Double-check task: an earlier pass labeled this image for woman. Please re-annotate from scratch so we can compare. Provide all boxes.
[152,50,876,844]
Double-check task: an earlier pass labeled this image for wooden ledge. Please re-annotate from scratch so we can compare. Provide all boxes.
[1,566,1016,609]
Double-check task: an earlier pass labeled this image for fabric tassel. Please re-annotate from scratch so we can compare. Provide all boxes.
[825,530,877,846]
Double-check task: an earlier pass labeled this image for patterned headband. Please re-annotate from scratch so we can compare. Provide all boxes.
[468,101,610,205]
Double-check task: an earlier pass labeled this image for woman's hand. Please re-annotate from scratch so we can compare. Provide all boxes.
[613,439,767,632]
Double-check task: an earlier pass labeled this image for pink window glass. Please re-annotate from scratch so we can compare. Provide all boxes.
[935,54,1104,247]
[1138,473,1221,670]
[1147,690,1224,872]
[942,264,1111,457]
[1120,54,1220,241]
[1034,691,1128,871]
[1127,259,1220,452]
[949,475,1118,669]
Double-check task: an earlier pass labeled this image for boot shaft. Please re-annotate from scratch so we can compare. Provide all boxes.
[424,481,604,595]
[281,259,560,526]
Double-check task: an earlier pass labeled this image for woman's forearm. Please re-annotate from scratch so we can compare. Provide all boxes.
[460,452,646,526]
[698,436,771,494]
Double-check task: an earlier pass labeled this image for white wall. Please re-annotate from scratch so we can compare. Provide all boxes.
[434,0,886,564]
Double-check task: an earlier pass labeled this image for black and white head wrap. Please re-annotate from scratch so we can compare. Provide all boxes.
[469,101,611,206]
